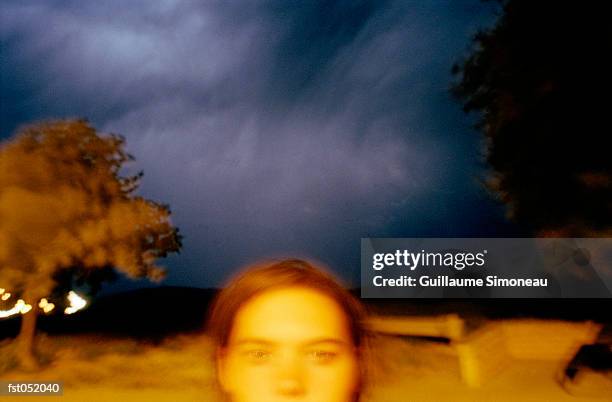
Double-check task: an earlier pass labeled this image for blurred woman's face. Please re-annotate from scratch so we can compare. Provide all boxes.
[217,287,360,402]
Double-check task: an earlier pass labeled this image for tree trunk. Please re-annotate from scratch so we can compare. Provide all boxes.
[16,301,39,371]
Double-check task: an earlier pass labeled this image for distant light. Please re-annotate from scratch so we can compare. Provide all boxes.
[64,291,87,315]
[1,286,86,318]
[0,299,33,317]
[1,299,23,318]
[38,298,55,314]
[20,302,32,314]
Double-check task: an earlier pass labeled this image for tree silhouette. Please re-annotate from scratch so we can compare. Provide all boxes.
[0,120,182,369]
[452,1,611,235]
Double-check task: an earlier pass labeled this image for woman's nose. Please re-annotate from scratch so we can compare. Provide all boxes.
[275,355,306,396]
[276,377,305,396]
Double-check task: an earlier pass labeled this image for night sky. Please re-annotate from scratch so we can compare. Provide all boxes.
[0,0,521,290]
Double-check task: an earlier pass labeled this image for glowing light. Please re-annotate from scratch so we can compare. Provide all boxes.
[20,302,32,314]
[38,298,55,314]
[0,300,23,318]
[64,291,87,315]
[0,299,32,318]
[1,286,86,318]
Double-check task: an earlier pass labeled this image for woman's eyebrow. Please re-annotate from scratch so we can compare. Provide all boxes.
[303,338,349,347]
[230,338,350,347]
[231,338,275,347]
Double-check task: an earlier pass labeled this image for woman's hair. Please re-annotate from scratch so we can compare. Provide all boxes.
[207,258,371,399]
[207,258,368,348]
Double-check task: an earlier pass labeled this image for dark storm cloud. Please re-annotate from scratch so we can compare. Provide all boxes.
[0,0,506,286]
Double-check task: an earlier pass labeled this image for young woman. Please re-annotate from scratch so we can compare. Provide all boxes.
[207,259,370,402]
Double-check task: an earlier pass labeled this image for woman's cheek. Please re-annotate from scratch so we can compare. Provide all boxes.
[308,357,360,396]
[224,359,272,395]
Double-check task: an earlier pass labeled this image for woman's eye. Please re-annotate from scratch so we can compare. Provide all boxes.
[306,350,338,364]
[244,349,272,363]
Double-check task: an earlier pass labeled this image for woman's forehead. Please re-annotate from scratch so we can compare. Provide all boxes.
[227,286,353,345]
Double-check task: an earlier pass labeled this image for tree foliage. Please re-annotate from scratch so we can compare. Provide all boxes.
[0,119,182,301]
[452,1,612,235]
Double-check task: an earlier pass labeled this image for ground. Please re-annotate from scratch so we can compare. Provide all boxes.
[0,320,610,401]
